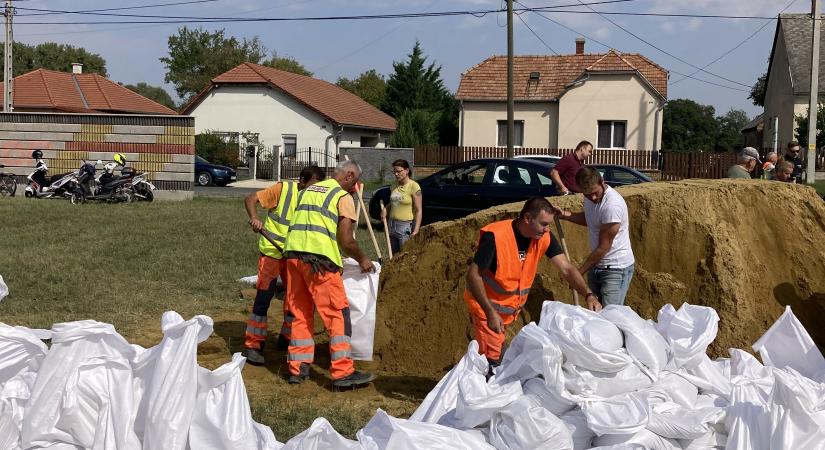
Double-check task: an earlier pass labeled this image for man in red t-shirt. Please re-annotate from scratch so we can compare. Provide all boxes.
[550,140,593,194]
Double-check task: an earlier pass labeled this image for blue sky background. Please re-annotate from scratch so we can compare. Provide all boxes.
[11,0,813,118]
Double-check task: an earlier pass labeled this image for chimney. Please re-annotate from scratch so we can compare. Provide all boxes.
[575,37,585,55]
[71,63,83,74]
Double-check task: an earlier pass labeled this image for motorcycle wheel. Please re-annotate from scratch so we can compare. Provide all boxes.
[70,190,85,205]
[24,190,34,198]
[141,190,154,202]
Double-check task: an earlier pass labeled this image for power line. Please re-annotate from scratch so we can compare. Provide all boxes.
[571,0,751,88]
[516,9,559,55]
[670,0,798,86]
[18,0,220,16]
[519,1,751,93]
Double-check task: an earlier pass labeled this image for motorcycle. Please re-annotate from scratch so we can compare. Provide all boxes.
[72,161,132,204]
[129,170,156,202]
[24,159,78,200]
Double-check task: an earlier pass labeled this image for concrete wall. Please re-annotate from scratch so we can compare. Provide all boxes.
[188,85,389,151]
[0,112,194,196]
[460,101,558,148]
[764,28,799,152]
[339,147,414,183]
[557,73,662,150]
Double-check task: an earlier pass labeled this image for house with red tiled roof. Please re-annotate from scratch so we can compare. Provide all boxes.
[0,66,177,115]
[181,62,396,160]
[456,39,667,150]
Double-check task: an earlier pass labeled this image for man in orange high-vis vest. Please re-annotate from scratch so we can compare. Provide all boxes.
[464,197,601,364]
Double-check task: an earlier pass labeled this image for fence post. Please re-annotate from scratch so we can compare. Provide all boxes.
[274,145,281,181]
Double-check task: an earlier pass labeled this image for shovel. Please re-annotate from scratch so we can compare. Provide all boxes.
[554,216,580,307]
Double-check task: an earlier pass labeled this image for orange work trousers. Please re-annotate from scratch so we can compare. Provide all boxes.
[468,303,518,363]
[244,255,292,350]
[284,258,354,380]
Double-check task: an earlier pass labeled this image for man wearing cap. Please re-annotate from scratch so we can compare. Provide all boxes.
[782,140,804,184]
[726,147,760,179]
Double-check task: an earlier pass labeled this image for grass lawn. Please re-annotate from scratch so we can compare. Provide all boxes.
[814,180,825,196]
[0,196,416,441]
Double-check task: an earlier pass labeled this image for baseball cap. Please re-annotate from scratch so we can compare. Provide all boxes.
[741,147,761,164]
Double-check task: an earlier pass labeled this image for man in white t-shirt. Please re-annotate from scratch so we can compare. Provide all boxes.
[556,166,635,305]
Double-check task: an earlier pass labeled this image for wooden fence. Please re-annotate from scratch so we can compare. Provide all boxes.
[659,151,737,181]
[414,146,659,171]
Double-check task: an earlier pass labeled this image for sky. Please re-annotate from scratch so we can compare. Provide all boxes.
[9,0,814,119]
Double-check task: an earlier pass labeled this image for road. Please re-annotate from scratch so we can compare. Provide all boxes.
[194,185,258,198]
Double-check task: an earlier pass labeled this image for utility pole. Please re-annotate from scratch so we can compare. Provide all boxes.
[506,0,514,158]
[806,0,820,184]
[3,0,13,112]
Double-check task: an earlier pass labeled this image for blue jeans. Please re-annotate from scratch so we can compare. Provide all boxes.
[388,219,413,254]
[588,264,635,306]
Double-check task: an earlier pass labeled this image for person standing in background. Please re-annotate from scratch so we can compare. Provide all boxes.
[550,140,593,195]
[381,159,422,253]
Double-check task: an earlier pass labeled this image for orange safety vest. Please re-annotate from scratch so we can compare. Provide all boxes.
[464,220,551,323]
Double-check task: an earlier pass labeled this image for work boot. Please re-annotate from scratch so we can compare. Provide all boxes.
[242,347,265,366]
[288,363,311,384]
[276,333,289,351]
[331,371,375,388]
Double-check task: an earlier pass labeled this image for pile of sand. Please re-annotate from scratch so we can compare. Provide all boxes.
[373,180,825,378]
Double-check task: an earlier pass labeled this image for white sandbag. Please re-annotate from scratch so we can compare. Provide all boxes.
[694,394,728,409]
[135,311,213,450]
[768,368,825,450]
[540,301,631,373]
[678,428,727,450]
[656,303,718,369]
[491,323,562,386]
[0,371,36,450]
[560,408,595,450]
[188,353,283,450]
[581,392,649,436]
[642,372,698,409]
[563,362,652,399]
[729,349,771,380]
[358,409,496,450]
[0,275,7,301]
[752,305,825,381]
[58,355,141,449]
[680,355,732,399]
[21,320,136,449]
[410,341,489,424]
[724,379,774,450]
[592,428,682,450]
[341,258,380,361]
[646,401,724,440]
[440,370,522,429]
[600,305,669,376]
[522,377,576,416]
[0,323,49,383]
[488,396,573,450]
[281,417,360,450]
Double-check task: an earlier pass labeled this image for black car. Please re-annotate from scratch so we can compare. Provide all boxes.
[368,159,652,224]
[195,155,237,186]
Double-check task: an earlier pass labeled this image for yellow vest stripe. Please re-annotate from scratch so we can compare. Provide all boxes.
[258,180,297,258]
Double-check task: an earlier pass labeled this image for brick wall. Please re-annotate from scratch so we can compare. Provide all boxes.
[339,147,414,183]
[0,112,195,199]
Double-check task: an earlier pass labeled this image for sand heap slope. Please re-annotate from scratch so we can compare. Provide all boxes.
[373,180,825,378]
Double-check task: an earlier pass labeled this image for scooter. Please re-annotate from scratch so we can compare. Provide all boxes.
[72,161,132,204]
[129,170,156,202]
[24,159,78,199]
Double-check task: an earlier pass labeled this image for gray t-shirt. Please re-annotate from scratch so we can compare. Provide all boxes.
[583,185,635,268]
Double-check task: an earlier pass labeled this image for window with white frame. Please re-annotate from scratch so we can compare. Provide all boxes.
[597,120,627,149]
[496,120,524,147]
[282,135,297,157]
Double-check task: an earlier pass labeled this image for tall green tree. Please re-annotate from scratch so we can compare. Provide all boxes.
[261,52,312,76]
[383,41,457,145]
[0,42,107,77]
[716,108,750,152]
[336,69,386,108]
[749,71,767,107]
[122,82,176,110]
[662,99,720,152]
[389,109,439,147]
[160,27,267,100]
[794,103,825,149]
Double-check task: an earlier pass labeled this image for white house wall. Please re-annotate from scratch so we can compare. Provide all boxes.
[460,101,559,147]
[763,27,799,151]
[557,73,661,150]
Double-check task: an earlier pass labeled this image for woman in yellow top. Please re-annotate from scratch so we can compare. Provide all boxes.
[380,159,422,253]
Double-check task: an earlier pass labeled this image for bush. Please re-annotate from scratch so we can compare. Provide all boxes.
[195,133,242,168]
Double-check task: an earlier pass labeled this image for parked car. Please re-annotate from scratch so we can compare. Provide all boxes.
[369,158,559,224]
[512,154,562,164]
[195,155,237,186]
[368,160,652,224]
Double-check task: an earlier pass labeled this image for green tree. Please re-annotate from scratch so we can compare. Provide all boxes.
[716,108,750,152]
[383,42,458,144]
[122,82,176,110]
[336,69,386,108]
[749,71,767,107]
[389,109,439,147]
[794,103,825,149]
[0,42,107,77]
[261,52,312,76]
[160,27,267,101]
[662,99,720,152]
